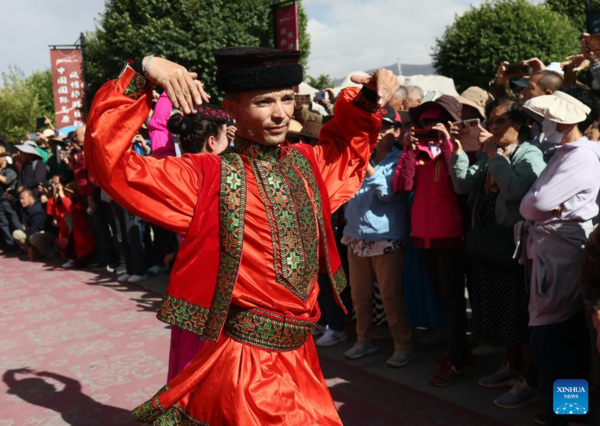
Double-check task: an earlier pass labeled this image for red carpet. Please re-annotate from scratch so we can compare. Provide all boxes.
[0,254,506,425]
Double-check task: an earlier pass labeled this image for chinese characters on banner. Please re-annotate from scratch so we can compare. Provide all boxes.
[275,2,298,50]
[49,49,85,128]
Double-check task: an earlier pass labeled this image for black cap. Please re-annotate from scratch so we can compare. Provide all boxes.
[214,47,303,93]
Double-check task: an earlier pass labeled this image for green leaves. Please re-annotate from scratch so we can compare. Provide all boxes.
[85,0,311,102]
[305,74,336,90]
[432,0,580,92]
[0,67,55,143]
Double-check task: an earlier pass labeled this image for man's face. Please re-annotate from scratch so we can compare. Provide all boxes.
[19,192,33,209]
[73,126,86,146]
[377,122,401,145]
[224,88,294,146]
[520,74,546,102]
[50,176,60,190]
[388,95,407,112]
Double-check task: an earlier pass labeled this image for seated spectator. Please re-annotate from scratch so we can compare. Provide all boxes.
[393,95,470,386]
[12,189,54,261]
[406,85,424,109]
[343,106,413,367]
[0,148,22,251]
[520,86,600,425]
[14,141,47,192]
[450,97,545,409]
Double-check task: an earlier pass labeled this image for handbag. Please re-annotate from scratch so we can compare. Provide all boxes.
[465,220,518,268]
[465,168,519,268]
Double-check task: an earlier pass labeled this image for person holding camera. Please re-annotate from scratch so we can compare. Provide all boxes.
[450,97,545,409]
[392,95,470,386]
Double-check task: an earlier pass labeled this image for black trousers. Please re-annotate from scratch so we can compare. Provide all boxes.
[419,248,469,367]
[530,311,591,426]
[0,199,22,246]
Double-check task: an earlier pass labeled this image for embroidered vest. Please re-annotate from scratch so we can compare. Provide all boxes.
[156,138,346,342]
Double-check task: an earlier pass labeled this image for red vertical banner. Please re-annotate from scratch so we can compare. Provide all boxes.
[49,49,86,129]
[275,2,298,50]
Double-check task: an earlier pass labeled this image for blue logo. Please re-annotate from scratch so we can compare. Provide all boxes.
[553,379,588,415]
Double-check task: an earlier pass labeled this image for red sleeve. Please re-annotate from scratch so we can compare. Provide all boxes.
[84,66,203,234]
[393,148,417,192]
[312,87,381,212]
[60,195,73,214]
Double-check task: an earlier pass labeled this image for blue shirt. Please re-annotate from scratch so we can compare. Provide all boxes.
[343,147,408,242]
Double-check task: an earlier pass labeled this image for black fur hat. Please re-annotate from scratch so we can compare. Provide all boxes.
[214,47,303,93]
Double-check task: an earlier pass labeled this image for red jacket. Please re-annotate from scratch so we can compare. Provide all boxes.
[47,196,95,259]
[393,140,463,249]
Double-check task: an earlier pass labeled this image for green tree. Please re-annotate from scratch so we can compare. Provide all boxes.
[85,0,311,100]
[305,74,336,90]
[545,0,600,33]
[432,0,580,92]
[0,67,55,142]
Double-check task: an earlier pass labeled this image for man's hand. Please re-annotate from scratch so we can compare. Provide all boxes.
[497,61,510,85]
[143,56,210,114]
[350,68,400,107]
[563,54,591,73]
[524,58,545,73]
[366,163,376,177]
[581,33,600,63]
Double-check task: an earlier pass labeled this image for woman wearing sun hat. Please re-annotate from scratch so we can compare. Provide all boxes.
[520,86,600,426]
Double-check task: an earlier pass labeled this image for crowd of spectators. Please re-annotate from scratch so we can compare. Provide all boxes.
[3,33,600,426]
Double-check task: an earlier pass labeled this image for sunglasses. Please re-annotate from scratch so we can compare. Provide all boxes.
[487,116,511,127]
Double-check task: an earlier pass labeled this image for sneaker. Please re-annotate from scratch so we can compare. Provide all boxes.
[62,260,75,269]
[531,413,546,426]
[147,265,162,276]
[472,342,507,357]
[316,329,348,347]
[420,328,446,344]
[435,354,476,371]
[494,378,542,409]
[344,341,377,360]
[127,274,148,283]
[312,324,327,336]
[430,359,465,387]
[93,263,108,271]
[386,349,416,368]
[117,274,131,282]
[478,363,520,388]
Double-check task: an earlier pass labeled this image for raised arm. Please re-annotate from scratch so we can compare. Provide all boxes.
[312,69,398,212]
[85,58,211,234]
[149,92,176,158]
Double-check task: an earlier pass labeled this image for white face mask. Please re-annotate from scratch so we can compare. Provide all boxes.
[542,119,563,145]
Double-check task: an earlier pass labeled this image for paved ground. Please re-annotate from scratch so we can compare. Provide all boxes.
[1,253,598,425]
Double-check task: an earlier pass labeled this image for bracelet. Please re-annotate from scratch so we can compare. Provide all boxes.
[143,55,154,79]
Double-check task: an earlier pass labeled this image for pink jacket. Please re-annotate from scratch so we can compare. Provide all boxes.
[149,92,176,158]
[393,140,464,249]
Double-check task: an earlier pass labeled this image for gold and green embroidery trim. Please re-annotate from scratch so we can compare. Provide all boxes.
[289,148,348,308]
[156,153,246,342]
[250,153,319,302]
[124,73,151,100]
[156,295,209,335]
[204,152,247,340]
[225,305,316,351]
[132,385,211,425]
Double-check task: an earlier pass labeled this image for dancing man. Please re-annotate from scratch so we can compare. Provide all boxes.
[85,47,398,425]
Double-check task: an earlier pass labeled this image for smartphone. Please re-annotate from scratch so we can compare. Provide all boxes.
[28,133,39,141]
[588,33,600,54]
[505,63,529,77]
[36,117,46,129]
[413,128,440,143]
[314,91,328,102]
[294,94,311,106]
[454,118,481,152]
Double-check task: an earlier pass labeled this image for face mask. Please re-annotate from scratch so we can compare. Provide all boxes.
[542,119,563,145]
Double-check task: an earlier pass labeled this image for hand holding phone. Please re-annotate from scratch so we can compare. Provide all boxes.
[505,63,529,78]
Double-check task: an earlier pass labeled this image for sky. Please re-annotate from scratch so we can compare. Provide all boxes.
[0,0,544,81]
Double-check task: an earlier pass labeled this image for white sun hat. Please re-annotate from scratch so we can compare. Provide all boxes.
[523,91,591,124]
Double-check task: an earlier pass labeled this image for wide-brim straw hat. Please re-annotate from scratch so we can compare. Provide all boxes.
[524,91,591,124]
[455,87,494,120]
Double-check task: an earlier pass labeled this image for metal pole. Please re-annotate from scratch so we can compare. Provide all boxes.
[79,32,90,116]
